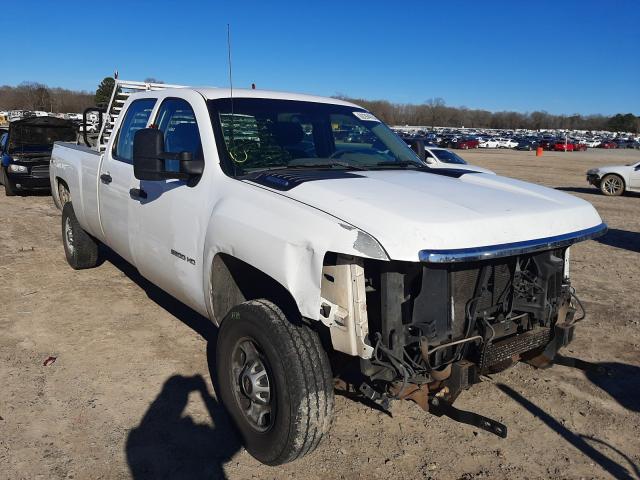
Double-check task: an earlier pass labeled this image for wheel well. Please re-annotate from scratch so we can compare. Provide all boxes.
[210,253,300,325]
[55,177,71,207]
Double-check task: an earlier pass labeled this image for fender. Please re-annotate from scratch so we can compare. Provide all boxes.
[202,180,388,324]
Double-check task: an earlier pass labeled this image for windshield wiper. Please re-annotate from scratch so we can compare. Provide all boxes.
[242,161,367,176]
[286,161,368,171]
[373,161,425,169]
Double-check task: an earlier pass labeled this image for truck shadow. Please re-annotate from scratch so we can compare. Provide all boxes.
[100,248,242,479]
[126,374,240,480]
[553,355,640,413]
[592,228,640,253]
[556,186,640,198]
[497,384,640,480]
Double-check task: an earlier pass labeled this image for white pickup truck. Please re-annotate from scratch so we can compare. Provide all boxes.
[50,80,606,465]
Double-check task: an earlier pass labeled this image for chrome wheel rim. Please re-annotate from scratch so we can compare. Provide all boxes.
[231,338,274,432]
[64,217,74,254]
[603,176,622,195]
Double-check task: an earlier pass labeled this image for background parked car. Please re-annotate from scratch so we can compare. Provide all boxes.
[401,138,494,173]
[451,136,479,149]
[553,140,574,152]
[0,117,76,196]
[515,140,539,151]
[479,138,500,148]
[423,146,494,173]
[587,161,640,196]
[495,137,518,148]
[573,141,588,151]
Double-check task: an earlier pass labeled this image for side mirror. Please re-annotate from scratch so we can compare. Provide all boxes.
[408,139,426,161]
[133,128,204,181]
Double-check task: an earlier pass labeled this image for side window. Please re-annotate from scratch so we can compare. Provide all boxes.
[114,98,156,163]
[154,98,203,171]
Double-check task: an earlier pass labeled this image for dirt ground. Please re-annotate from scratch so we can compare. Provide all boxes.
[1,148,639,480]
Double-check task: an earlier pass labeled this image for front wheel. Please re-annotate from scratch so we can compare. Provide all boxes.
[62,202,99,269]
[600,174,625,196]
[216,300,334,465]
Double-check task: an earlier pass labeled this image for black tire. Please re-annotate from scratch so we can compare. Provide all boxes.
[2,168,17,196]
[216,299,334,465]
[62,202,99,269]
[599,174,625,196]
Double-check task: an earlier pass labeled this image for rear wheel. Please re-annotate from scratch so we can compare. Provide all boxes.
[62,202,99,269]
[600,174,625,196]
[2,168,16,196]
[216,300,334,465]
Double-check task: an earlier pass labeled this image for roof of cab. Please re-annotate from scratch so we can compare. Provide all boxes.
[184,87,361,108]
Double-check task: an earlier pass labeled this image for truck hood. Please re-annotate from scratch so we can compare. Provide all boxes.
[248,169,604,261]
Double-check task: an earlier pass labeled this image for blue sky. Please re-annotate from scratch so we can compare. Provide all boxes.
[5,0,639,115]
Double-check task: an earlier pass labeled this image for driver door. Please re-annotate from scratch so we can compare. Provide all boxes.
[130,96,207,304]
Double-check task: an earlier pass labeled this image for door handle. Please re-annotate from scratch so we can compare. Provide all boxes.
[129,188,147,200]
[100,173,112,184]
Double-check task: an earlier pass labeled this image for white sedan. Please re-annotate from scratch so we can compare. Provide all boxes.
[479,139,500,148]
[495,138,519,149]
[586,160,640,196]
[424,146,495,174]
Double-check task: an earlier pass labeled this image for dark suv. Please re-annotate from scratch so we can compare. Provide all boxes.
[0,117,76,196]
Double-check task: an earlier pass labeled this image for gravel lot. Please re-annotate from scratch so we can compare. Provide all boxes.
[1,148,639,480]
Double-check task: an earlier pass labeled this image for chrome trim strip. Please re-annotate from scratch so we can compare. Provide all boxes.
[419,223,608,263]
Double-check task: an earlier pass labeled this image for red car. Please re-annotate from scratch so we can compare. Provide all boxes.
[599,141,617,149]
[452,137,479,149]
[573,142,587,151]
[553,141,574,152]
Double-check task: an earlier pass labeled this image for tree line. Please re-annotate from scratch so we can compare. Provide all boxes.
[336,96,640,133]
[0,82,94,113]
[0,77,166,114]
[1,80,637,133]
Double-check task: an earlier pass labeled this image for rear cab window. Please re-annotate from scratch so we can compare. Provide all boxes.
[113,98,156,163]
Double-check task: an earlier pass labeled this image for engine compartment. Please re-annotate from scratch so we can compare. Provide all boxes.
[324,248,577,406]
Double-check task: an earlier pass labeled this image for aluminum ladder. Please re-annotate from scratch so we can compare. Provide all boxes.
[96,79,186,152]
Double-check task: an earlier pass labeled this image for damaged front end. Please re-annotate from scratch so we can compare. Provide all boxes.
[322,229,604,436]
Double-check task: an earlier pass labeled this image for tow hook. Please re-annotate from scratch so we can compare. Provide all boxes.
[359,382,391,411]
[388,381,508,438]
[429,397,508,438]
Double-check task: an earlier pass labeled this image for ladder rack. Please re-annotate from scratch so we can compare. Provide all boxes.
[96,79,186,152]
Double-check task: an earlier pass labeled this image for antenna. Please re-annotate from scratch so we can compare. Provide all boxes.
[227,23,237,169]
[227,23,233,105]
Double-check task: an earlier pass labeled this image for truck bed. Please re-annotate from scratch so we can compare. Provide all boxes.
[50,142,103,240]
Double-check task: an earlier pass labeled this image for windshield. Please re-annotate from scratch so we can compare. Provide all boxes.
[208,98,423,176]
[431,149,467,165]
